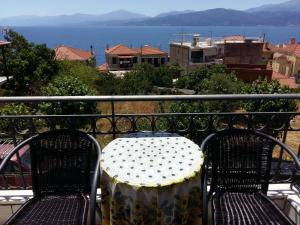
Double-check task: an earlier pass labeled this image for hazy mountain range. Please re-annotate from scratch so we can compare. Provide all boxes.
[1,0,300,27]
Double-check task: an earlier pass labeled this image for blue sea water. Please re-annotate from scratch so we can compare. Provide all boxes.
[4,26,300,65]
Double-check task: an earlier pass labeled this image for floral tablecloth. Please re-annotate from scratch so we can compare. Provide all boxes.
[100,132,204,225]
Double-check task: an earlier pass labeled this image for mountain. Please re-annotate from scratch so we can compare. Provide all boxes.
[156,10,195,18]
[127,8,300,26]
[0,10,148,26]
[247,0,300,12]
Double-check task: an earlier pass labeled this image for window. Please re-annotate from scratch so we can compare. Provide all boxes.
[148,58,152,64]
[133,57,137,63]
[161,58,165,65]
[112,57,117,64]
[142,58,145,63]
[191,50,203,63]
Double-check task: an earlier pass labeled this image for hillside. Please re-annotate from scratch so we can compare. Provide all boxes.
[0,10,148,26]
[128,8,300,26]
[247,0,300,12]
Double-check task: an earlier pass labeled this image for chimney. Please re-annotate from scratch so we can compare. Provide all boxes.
[106,44,109,50]
[265,42,269,49]
[192,34,200,47]
[290,38,296,45]
[90,45,94,55]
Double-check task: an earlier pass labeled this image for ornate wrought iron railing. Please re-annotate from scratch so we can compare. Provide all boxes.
[0,94,299,190]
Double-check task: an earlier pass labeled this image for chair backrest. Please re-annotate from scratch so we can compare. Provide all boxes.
[206,129,274,194]
[30,129,95,196]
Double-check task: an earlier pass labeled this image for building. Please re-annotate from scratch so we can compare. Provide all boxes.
[272,38,300,82]
[263,42,275,65]
[169,34,264,73]
[104,44,168,71]
[169,35,221,73]
[227,64,273,83]
[220,35,264,65]
[54,45,96,67]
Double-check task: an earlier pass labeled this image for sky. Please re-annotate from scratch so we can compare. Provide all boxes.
[0,0,288,18]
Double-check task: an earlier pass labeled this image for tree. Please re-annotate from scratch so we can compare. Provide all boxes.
[242,79,298,112]
[39,76,98,128]
[56,60,101,92]
[0,103,33,133]
[4,30,58,95]
[175,64,228,92]
[118,64,174,95]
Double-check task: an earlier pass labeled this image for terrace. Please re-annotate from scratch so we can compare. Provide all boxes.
[0,94,300,225]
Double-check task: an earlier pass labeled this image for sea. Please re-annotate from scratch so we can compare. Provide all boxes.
[3,26,300,65]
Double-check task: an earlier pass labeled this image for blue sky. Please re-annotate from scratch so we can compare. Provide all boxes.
[0,0,287,18]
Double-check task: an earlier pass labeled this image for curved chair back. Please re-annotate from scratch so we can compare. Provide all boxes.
[30,129,96,196]
[204,129,275,194]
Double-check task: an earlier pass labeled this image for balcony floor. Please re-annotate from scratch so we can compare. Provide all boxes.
[1,185,300,225]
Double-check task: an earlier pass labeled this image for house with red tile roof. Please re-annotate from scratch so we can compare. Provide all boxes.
[272,38,300,84]
[104,44,168,71]
[54,45,96,67]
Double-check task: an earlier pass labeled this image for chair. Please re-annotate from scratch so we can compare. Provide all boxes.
[0,129,101,225]
[201,129,300,225]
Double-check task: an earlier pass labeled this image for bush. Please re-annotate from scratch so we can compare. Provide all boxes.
[39,76,98,128]
[242,79,298,112]
[0,103,33,133]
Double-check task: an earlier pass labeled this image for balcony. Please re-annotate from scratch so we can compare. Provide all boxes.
[0,94,299,224]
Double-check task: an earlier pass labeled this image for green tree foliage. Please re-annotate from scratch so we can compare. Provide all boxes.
[175,64,228,91]
[39,76,98,128]
[40,76,97,115]
[242,79,298,112]
[0,103,33,133]
[173,65,244,113]
[121,64,174,94]
[4,30,58,95]
[198,73,244,112]
[56,60,101,91]
[95,72,123,95]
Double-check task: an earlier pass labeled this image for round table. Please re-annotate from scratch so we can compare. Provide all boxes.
[100,132,204,225]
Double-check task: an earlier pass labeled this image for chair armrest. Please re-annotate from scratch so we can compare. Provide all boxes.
[201,158,209,225]
[88,134,102,225]
[0,135,37,173]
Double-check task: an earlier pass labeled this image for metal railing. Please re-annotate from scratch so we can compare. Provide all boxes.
[0,94,299,190]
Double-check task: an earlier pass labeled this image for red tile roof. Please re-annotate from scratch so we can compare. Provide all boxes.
[274,43,300,58]
[54,45,93,61]
[105,44,137,56]
[106,44,167,56]
[0,40,10,47]
[97,63,109,72]
[272,71,299,89]
[224,35,245,42]
[134,45,167,56]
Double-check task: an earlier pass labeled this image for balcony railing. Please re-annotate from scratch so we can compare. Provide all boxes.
[0,94,299,192]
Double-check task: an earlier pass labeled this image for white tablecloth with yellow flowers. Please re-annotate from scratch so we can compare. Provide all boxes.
[100,132,204,225]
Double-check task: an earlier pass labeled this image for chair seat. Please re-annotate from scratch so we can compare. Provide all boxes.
[213,192,294,225]
[5,194,88,225]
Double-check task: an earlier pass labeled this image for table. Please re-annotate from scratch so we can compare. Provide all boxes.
[100,132,204,225]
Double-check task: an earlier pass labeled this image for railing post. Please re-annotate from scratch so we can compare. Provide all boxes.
[10,119,27,189]
[111,100,116,139]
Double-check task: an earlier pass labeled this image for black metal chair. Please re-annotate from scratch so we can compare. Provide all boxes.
[0,129,101,225]
[201,129,300,225]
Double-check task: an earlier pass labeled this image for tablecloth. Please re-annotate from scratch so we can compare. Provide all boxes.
[100,132,204,225]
